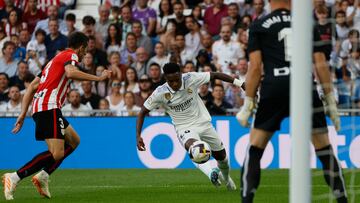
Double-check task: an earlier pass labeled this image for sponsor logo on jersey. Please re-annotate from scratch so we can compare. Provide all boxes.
[169,98,193,112]
[164,93,171,100]
[187,88,193,94]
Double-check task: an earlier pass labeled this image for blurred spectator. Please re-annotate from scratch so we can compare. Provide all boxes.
[110,6,122,26]
[82,52,96,75]
[132,0,157,36]
[185,16,202,57]
[315,5,334,61]
[183,61,196,72]
[103,0,135,8]
[213,25,244,73]
[108,51,124,81]
[175,33,194,65]
[21,0,46,34]
[59,0,76,19]
[44,18,68,60]
[106,79,124,112]
[191,5,204,26]
[196,49,211,72]
[206,84,233,115]
[198,82,213,105]
[95,98,113,116]
[82,16,103,49]
[204,0,228,37]
[156,0,173,36]
[251,0,267,20]
[200,32,214,61]
[348,47,360,107]
[241,14,252,31]
[62,89,92,116]
[121,32,138,65]
[228,3,241,32]
[64,13,77,36]
[346,0,360,32]
[236,58,248,82]
[148,62,165,90]
[26,28,46,75]
[0,0,22,22]
[120,5,134,42]
[225,82,244,108]
[148,42,169,69]
[4,9,27,37]
[32,5,68,38]
[122,67,140,93]
[148,0,161,14]
[135,74,152,106]
[0,26,10,58]
[81,81,101,110]
[159,20,176,51]
[94,66,110,98]
[172,1,188,35]
[132,20,153,55]
[118,91,141,116]
[237,27,249,58]
[105,23,122,55]
[19,29,30,48]
[37,0,61,14]
[20,72,35,95]
[0,41,19,77]
[96,5,111,42]
[70,79,84,95]
[336,10,350,42]
[9,60,28,90]
[340,29,359,57]
[131,47,149,77]
[87,35,109,67]
[0,85,21,116]
[10,34,25,60]
[0,72,10,102]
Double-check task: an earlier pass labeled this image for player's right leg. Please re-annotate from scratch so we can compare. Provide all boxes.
[241,128,273,203]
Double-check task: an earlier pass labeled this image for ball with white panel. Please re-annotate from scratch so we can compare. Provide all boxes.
[188,141,211,164]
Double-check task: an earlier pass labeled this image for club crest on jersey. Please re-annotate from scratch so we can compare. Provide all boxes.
[187,88,193,94]
[71,54,79,62]
[164,93,171,100]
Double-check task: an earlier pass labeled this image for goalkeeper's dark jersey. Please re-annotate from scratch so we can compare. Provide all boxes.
[248,8,323,99]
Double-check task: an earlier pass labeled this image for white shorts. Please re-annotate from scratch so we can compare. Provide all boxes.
[176,122,224,151]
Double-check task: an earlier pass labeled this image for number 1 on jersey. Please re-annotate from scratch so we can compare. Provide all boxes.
[278,28,292,62]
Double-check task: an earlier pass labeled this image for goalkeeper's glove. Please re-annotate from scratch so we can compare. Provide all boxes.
[324,93,341,131]
[236,96,255,127]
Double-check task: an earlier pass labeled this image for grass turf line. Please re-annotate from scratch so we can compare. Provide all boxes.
[0,169,359,203]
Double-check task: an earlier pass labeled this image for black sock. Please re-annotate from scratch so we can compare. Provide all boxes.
[16,151,55,179]
[316,145,348,203]
[43,144,75,175]
[241,145,265,203]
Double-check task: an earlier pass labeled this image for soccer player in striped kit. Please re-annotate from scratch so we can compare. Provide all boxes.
[2,32,112,200]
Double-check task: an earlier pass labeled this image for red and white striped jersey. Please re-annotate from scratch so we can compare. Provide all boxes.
[32,49,79,114]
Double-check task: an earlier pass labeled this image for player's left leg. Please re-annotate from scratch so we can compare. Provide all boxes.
[312,133,348,203]
[212,149,236,190]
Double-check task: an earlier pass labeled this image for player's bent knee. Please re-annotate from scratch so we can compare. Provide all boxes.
[211,149,227,161]
[51,150,65,161]
[312,132,330,150]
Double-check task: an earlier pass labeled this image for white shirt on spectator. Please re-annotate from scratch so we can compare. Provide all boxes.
[185,32,202,57]
[62,103,91,117]
[147,54,170,70]
[346,7,360,32]
[0,58,20,78]
[117,105,141,116]
[0,37,10,58]
[0,101,21,117]
[148,0,161,14]
[32,19,68,39]
[105,95,124,113]
[26,40,47,75]
[212,39,244,74]
[180,48,195,65]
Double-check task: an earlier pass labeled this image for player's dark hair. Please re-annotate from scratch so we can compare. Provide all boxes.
[163,63,181,75]
[68,32,89,49]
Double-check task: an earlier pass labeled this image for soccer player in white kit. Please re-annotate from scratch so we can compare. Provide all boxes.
[136,63,244,190]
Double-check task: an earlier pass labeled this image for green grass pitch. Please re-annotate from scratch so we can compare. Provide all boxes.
[0,169,359,203]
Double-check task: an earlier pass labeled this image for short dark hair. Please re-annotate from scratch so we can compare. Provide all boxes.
[163,63,181,75]
[213,84,224,90]
[0,72,10,81]
[149,62,161,69]
[23,72,35,83]
[65,13,76,21]
[68,32,89,49]
[2,41,15,52]
[35,28,46,37]
[82,15,96,25]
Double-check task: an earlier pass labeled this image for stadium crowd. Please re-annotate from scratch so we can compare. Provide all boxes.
[0,0,360,117]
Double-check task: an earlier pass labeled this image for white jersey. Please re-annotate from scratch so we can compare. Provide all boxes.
[144,72,211,130]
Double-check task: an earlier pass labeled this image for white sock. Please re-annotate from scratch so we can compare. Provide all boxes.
[217,158,230,182]
[194,161,213,179]
[10,172,20,183]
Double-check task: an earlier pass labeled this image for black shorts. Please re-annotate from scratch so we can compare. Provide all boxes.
[32,109,69,141]
[254,90,328,133]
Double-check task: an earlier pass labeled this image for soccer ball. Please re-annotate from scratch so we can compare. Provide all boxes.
[188,141,211,164]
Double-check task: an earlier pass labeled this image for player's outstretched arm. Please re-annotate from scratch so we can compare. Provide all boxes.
[136,106,150,151]
[12,77,40,134]
[313,52,341,131]
[210,72,245,89]
[64,64,112,82]
[236,50,262,127]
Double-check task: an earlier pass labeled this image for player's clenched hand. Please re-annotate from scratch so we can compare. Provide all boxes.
[137,136,146,151]
[12,115,25,134]
[99,70,112,81]
[236,97,255,127]
[324,93,341,131]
